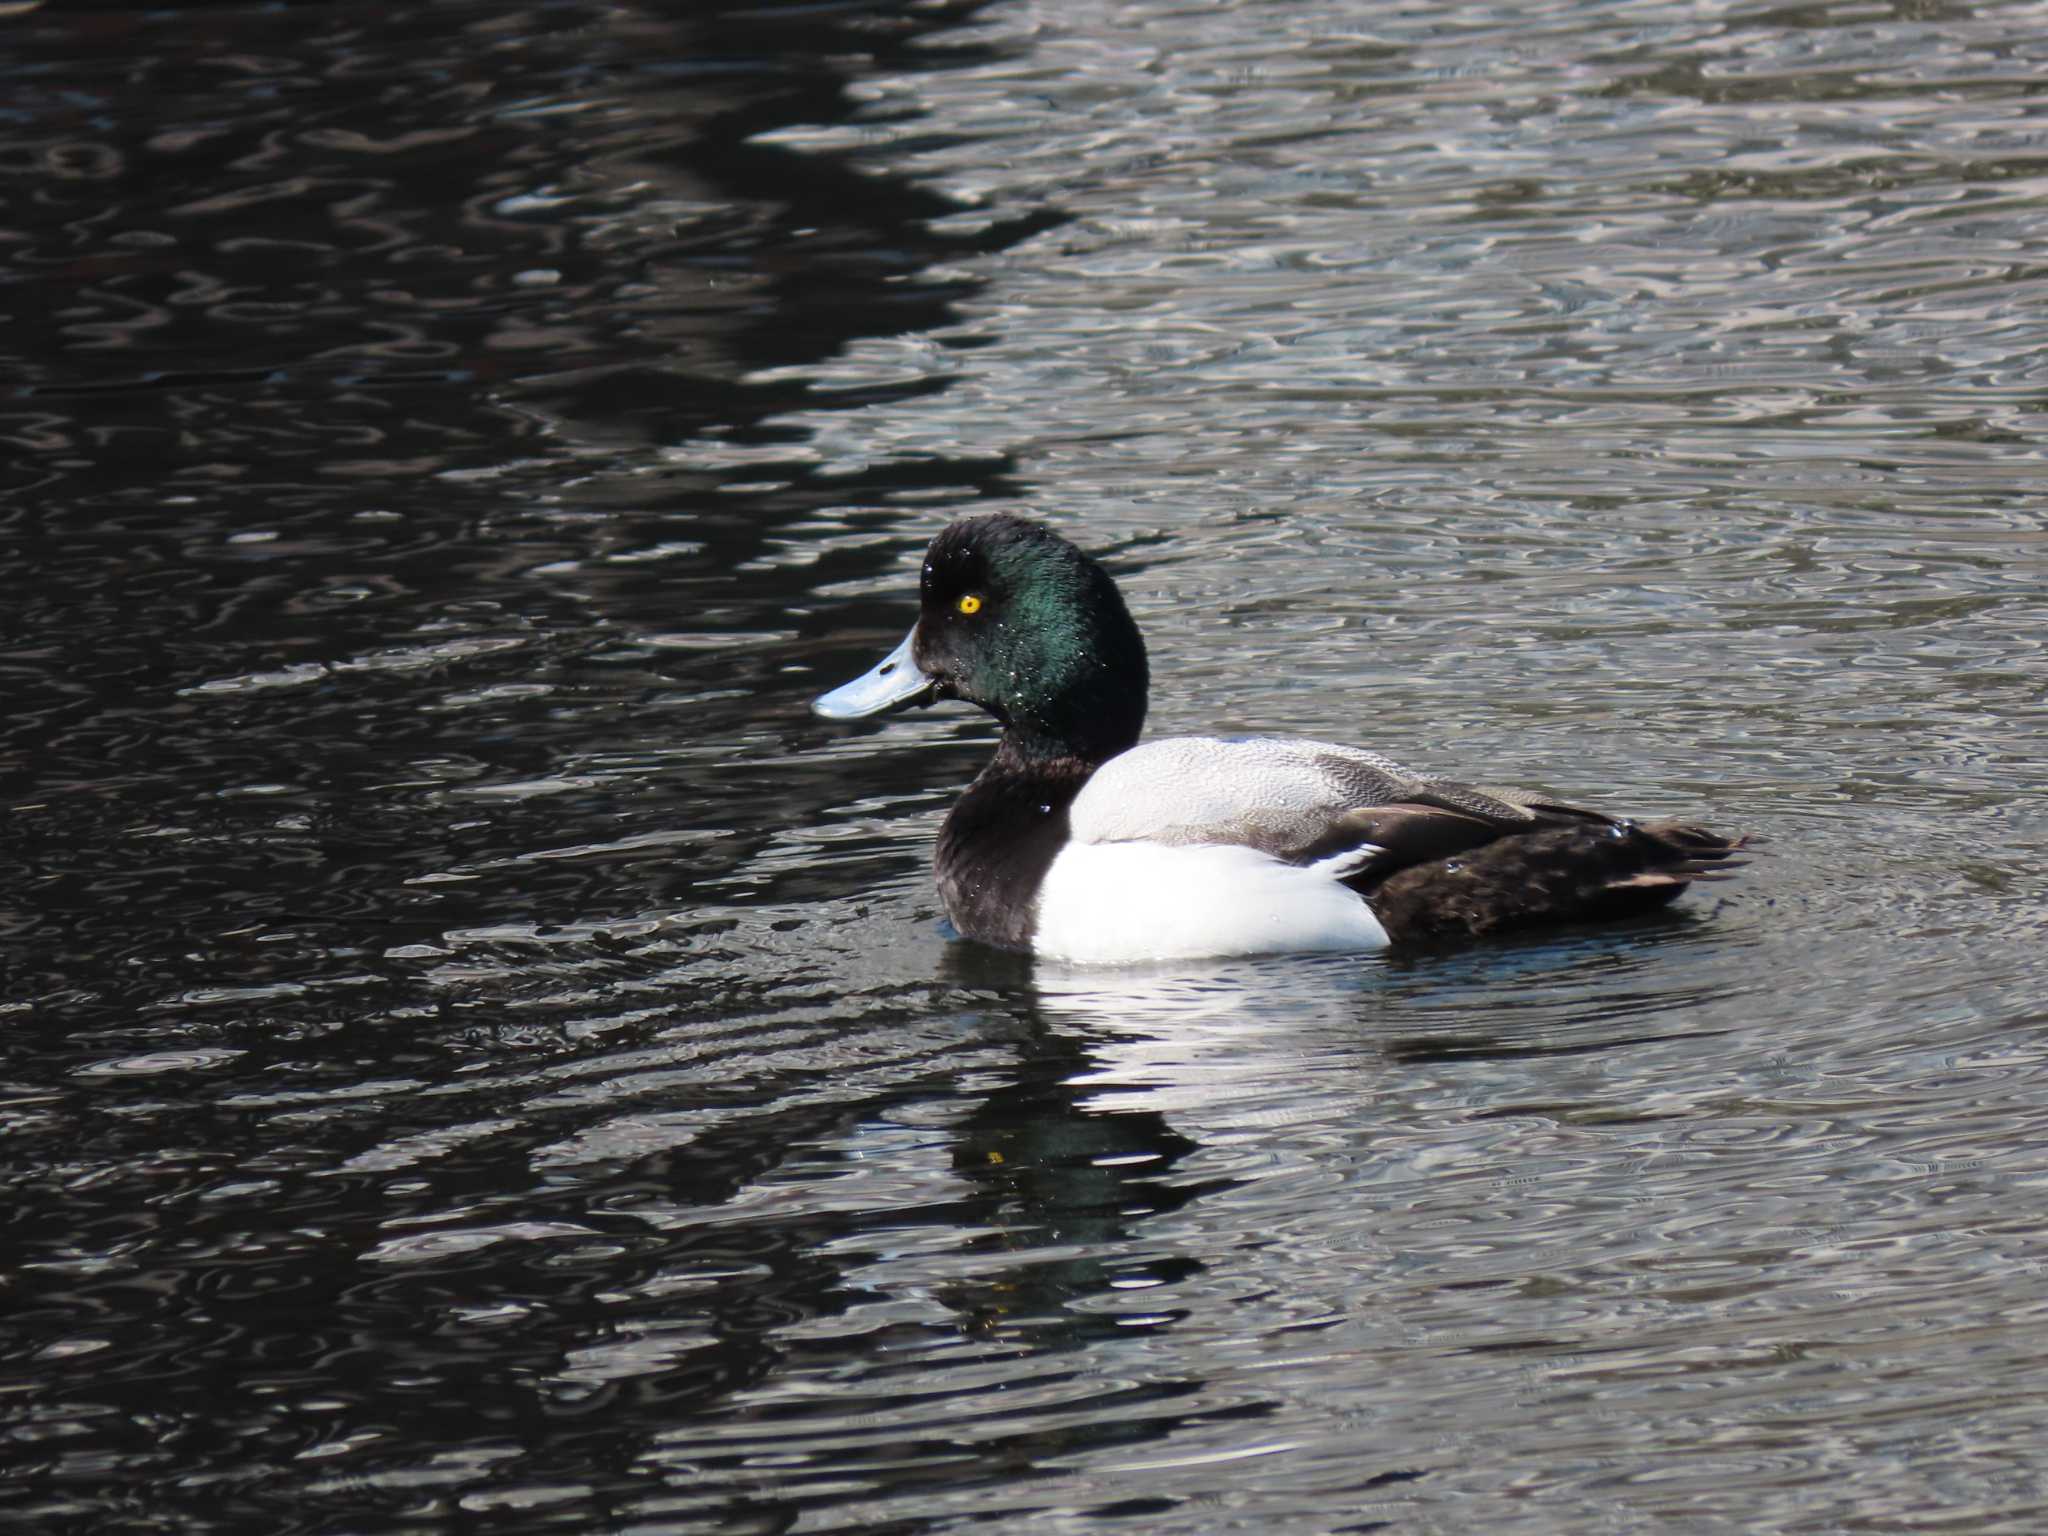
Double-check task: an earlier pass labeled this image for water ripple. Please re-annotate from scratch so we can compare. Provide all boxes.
[7,0,2048,1532]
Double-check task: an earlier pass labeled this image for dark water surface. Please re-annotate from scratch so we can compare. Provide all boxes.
[6,1,2047,1531]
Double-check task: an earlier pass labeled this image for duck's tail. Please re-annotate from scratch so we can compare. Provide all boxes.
[1368,818,1748,947]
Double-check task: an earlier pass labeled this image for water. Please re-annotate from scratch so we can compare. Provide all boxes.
[5,0,2046,1530]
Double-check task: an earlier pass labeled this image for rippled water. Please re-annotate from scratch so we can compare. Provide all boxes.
[6,0,2047,1530]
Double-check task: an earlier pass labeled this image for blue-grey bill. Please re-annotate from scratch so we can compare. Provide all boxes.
[812,628,934,719]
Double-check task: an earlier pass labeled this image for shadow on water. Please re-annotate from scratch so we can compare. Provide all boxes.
[2,0,1053,1007]
[0,2,1192,1528]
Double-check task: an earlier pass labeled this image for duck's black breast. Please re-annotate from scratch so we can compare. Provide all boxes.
[934,755,1094,951]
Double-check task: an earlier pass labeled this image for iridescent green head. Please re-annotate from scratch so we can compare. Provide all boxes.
[814,514,1148,764]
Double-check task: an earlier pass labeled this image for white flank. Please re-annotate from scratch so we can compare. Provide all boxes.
[1032,841,1389,964]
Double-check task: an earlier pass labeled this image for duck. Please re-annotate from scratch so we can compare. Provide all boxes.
[813,514,1744,964]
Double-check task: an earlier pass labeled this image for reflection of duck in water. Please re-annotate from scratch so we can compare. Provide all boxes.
[817,515,1744,964]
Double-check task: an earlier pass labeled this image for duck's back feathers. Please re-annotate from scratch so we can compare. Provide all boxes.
[1072,736,1583,882]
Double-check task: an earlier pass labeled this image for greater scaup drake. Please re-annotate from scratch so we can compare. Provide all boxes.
[814,514,1743,963]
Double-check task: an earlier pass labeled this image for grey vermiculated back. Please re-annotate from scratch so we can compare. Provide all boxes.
[1068,736,1543,859]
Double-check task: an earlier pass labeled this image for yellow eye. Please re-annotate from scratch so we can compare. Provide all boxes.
[956,594,983,616]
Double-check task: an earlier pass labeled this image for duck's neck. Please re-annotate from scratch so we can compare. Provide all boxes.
[995,676,1146,772]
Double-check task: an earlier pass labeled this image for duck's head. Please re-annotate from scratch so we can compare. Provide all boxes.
[813,514,1148,764]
